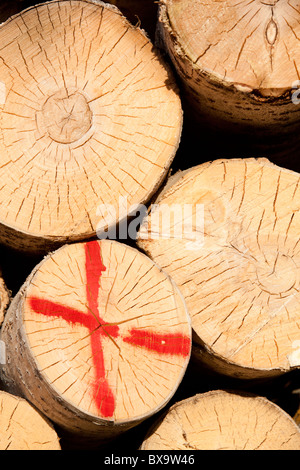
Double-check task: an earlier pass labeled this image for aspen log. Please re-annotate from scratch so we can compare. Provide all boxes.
[140,390,300,450]
[0,0,182,254]
[0,239,191,440]
[137,158,300,380]
[0,390,61,450]
[157,0,300,159]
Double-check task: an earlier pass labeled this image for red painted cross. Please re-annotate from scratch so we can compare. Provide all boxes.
[28,241,191,419]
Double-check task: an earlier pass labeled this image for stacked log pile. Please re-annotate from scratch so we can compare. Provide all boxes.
[0,0,299,452]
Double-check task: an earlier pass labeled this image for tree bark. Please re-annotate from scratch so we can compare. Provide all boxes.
[0,239,191,441]
[0,0,182,254]
[157,0,300,161]
[137,157,300,380]
[0,271,9,326]
[140,390,300,450]
[0,390,61,450]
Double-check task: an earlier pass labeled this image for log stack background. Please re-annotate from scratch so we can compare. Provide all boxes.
[0,0,299,451]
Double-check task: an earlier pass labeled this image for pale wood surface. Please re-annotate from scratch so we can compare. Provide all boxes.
[0,0,299,453]
[0,0,182,253]
[157,0,300,158]
[165,0,300,94]
[141,390,300,450]
[138,158,300,378]
[0,390,61,450]
[0,239,191,439]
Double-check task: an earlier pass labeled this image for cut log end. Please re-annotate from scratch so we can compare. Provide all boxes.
[157,0,300,152]
[161,0,299,95]
[0,0,182,254]
[0,391,61,450]
[140,390,300,450]
[0,239,191,438]
[137,158,300,379]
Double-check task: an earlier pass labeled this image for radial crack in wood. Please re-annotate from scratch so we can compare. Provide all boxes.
[157,0,300,155]
[0,390,61,450]
[0,0,182,254]
[140,390,300,450]
[137,158,300,379]
[0,239,191,440]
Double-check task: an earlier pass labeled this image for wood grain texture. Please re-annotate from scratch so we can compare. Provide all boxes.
[0,390,61,450]
[141,390,300,450]
[0,0,182,253]
[137,158,300,379]
[0,239,191,440]
[157,0,300,155]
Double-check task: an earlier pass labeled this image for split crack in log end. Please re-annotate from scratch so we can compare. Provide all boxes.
[0,391,61,450]
[0,0,182,254]
[158,0,300,158]
[136,158,300,379]
[0,240,191,440]
[140,391,300,450]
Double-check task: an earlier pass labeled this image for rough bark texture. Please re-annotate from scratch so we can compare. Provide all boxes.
[0,239,191,440]
[0,0,182,254]
[0,272,10,326]
[137,158,300,380]
[157,0,300,159]
[140,390,300,450]
[0,390,61,450]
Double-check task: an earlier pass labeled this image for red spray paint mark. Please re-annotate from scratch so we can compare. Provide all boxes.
[84,241,118,417]
[28,241,191,418]
[29,241,118,419]
[123,329,191,356]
